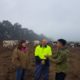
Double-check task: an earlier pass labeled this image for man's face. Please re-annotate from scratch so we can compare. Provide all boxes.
[56,41,63,49]
[41,39,47,46]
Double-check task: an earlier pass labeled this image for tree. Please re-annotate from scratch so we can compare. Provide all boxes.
[0,20,49,41]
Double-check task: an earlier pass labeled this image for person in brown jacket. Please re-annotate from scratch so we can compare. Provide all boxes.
[12,40,30,80]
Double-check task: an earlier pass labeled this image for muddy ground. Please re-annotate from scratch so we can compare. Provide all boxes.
[0,45,80,80]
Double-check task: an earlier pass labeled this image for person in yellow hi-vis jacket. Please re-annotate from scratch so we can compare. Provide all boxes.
[34,39,52,80]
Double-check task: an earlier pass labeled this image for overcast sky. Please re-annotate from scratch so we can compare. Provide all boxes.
[0,0,80,41]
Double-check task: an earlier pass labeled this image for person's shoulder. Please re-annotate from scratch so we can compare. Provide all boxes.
[36,45,40,48]
[61,48,69,56]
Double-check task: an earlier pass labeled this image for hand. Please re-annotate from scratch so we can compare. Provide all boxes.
[45,54,49,58]
[41,60,45,65]
[45,54,51,59]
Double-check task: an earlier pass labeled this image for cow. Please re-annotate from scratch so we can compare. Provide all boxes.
[3,40,18,49]
[33,40,40,46]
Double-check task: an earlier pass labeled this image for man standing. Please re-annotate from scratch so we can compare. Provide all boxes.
[34,39,52,80]
[50,39,69,80]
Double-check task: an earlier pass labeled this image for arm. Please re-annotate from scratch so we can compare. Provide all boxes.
[53,51,68,64]
[49,51,63,63]
[49,52,58,62]
[35,46,39,57]
[45,46,52,58]
[12,48,19,65]
[35,46,42,64]
[12,48,16,63]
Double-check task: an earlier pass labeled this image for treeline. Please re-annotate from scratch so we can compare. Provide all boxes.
[0,20,49,41]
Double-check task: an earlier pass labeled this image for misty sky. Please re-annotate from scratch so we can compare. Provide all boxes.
[0,0,80,41]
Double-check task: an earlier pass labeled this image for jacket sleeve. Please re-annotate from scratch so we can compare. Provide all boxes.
[12,48,19,65]
[35,46,39,56]
[35,46,42,64]
[53,51,67,64]
[47,46,52,56]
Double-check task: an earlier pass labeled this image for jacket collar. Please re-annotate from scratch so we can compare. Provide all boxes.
[59,47,67,51]
[40,44,47,48]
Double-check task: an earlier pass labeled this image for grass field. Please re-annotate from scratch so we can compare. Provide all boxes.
[0,45,80,80]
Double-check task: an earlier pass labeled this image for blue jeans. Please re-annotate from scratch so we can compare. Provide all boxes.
[35,64,49,80]
[16,68,26,80]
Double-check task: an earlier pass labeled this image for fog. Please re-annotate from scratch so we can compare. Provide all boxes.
[0,0,80,41]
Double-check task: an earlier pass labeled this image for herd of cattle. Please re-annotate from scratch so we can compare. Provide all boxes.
[3,40,18,48]
[2,40,40,48]
[2,40,80,49]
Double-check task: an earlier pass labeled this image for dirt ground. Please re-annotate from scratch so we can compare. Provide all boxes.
[0,45,80,80]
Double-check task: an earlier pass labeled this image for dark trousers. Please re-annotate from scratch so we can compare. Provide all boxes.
[35,64,49,80]
[55,72,66,80]
[16,68,26,80]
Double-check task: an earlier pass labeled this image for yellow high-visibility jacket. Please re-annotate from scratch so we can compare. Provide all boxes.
[35,45,52,60]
